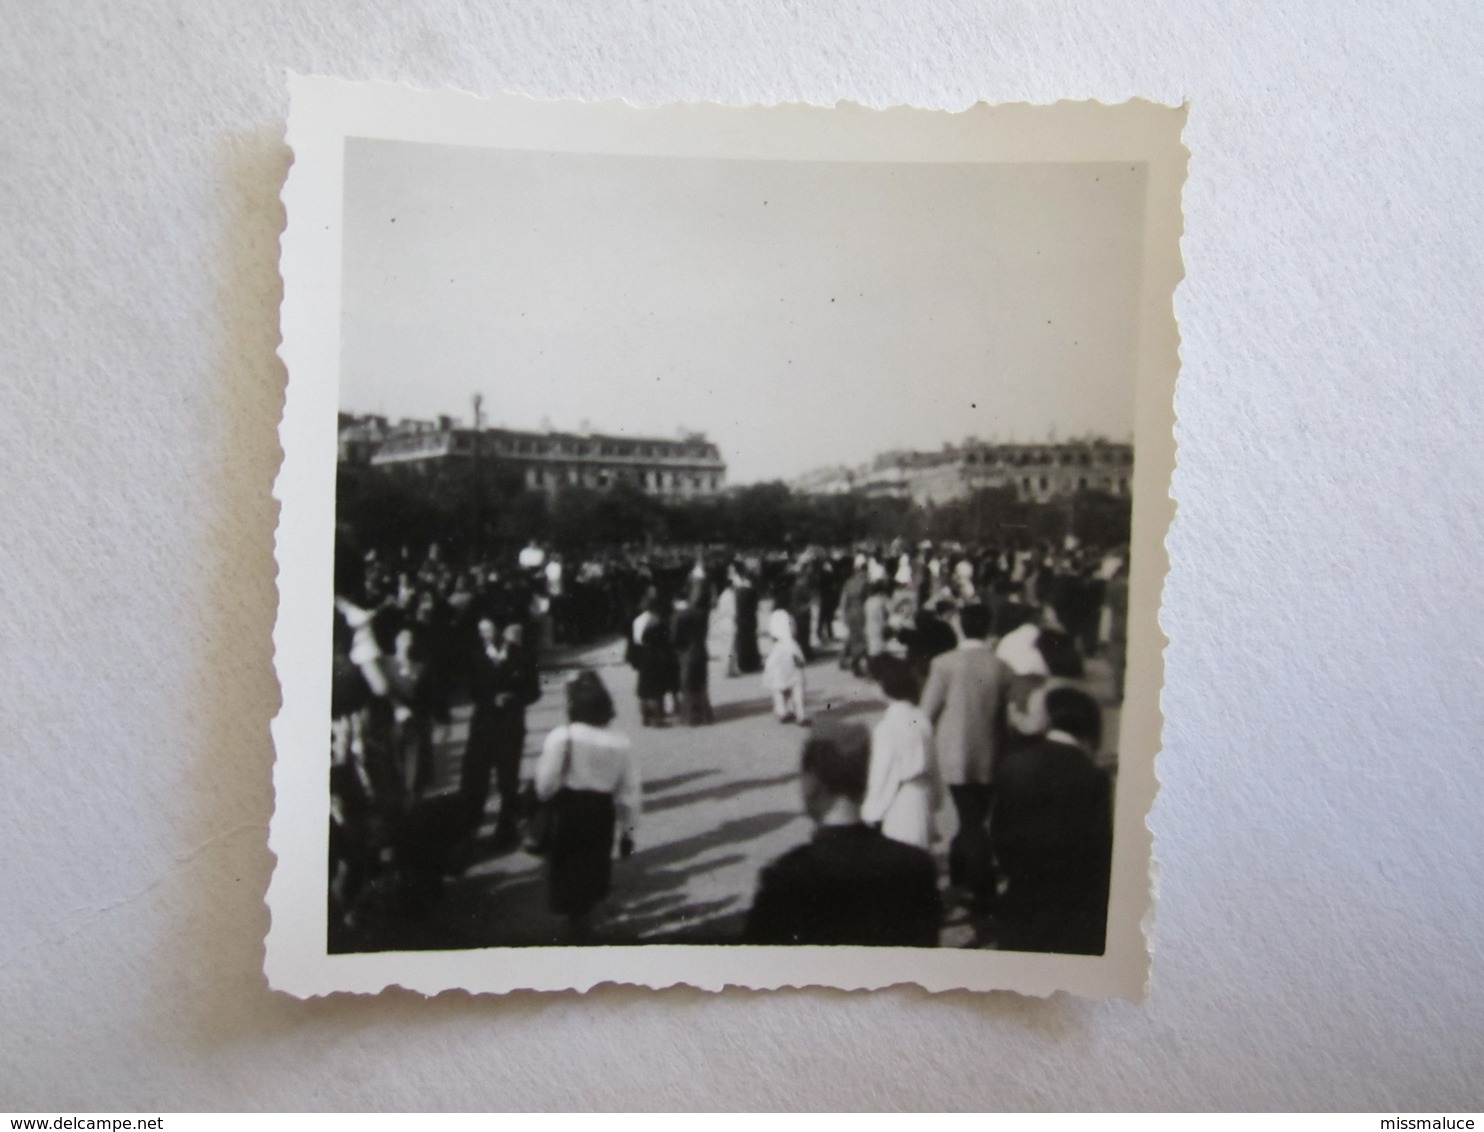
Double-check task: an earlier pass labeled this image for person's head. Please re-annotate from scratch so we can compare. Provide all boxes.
[799,722,871,822]
[1044,686,1102,752]
[566,670,616,727]
[874,655,920,705]
[959,602,993,641]
[502,622,525,648]
[476,616,498,645]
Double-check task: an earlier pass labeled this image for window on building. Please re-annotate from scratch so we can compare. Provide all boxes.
[1039,476,1049,491]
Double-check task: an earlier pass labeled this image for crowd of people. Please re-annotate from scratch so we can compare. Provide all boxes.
[328,530,1128,953]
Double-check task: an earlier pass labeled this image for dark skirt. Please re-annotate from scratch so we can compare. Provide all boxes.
[679,646,709,693]
[733,593,762,673]
[635,646,681,700]
[547,788,617,916]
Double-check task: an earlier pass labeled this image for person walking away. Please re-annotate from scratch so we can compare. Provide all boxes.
[385,624,446,800]
[744,721,940,946]
[862,657,939,850]
[902,597,959,688]
[919,602,1012,911]
[672,588,714,725]
[789,559,818,662]
[816,553,845,644]
[728,565,763,676]
[535,671,640,943]
[629,592,679,726]
[463,617,540,849]
[838,558,869,675]
[862,580,891,678]
[763,607,809,724]
[990,686,1112,954]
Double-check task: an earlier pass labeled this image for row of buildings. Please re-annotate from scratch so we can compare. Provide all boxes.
[338,413,729,497]
[791,438,1134,507]
[338,413,1131,507]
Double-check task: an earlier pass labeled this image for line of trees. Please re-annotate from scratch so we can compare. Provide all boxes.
[335,461,1132,558]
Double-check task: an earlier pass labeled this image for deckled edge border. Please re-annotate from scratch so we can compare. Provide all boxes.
[262,76,1188,1001]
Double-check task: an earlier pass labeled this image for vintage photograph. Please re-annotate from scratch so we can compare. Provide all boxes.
[270,81,1182,997]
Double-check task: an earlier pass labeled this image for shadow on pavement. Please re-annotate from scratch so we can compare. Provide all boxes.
[624,898,746,942]
[643,771,800,816]
[342,811,806,951]
[707,696,779,724]
[626,809,802,872]
[642,769,721,796]
[808,696,885,723]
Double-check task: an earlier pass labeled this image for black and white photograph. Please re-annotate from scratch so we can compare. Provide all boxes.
[270,81,1183,997]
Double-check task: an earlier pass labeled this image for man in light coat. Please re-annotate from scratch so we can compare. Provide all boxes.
[919,601,1013,909]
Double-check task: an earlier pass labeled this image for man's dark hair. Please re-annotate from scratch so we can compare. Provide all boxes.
[995,601,1035,636]
[566,670,616,727]
[874,655,920,704]
[959,602,992,640]
[800,722,871,803]
[1044,686,1102,751]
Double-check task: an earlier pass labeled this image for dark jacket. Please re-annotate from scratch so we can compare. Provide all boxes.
[672,604,710,692]
[991,736,1113,955]
[744,824,940,947]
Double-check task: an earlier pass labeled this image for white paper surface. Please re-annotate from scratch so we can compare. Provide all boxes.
[2,0,1481,1110]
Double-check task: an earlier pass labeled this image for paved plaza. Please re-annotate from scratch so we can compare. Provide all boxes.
[380,606,1119,951]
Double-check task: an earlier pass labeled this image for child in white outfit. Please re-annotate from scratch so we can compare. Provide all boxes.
[763,608,808,723]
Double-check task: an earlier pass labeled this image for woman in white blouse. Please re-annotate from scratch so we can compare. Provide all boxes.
[862,655,939,850]
[535,671,641,941]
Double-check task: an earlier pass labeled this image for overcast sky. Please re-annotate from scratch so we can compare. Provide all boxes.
[340,139,1145,484]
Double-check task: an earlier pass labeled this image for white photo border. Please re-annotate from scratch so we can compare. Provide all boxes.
[267,75,1185,999]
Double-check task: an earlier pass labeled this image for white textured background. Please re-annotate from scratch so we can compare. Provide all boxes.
[2,0,1481,1111]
